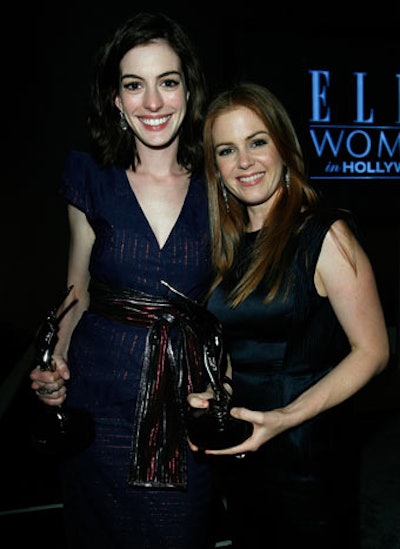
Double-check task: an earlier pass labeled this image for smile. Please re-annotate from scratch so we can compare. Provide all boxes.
[140,115,171,127]
[238,173,264,184]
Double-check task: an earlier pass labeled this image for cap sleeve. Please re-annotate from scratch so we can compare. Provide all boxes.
[59,150,96,217]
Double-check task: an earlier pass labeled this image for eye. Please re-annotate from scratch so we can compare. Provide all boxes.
[123,80,142,92]
[250,138,267,149]
[217,146,235,157]
[161,78,181,88]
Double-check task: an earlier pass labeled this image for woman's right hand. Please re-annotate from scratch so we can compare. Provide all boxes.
[186,388,214,452]
[30,354,70,406]
[187,387,214,410]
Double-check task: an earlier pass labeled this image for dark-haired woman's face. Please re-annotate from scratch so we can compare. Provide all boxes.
[115,39,189,148]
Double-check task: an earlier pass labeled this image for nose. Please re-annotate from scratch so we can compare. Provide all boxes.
[143,86,163,111]
[238,149,254,169]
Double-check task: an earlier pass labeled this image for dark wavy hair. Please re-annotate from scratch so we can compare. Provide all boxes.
[88,12,207,173]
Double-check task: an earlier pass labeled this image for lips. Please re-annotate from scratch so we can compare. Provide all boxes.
[140,115,171,130]
[238,172,264,186]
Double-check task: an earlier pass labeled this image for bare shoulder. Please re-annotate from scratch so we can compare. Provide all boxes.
[323,218,360,267]
[315,218,367,296]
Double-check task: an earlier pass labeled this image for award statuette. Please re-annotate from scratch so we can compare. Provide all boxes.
[30,286,95,457]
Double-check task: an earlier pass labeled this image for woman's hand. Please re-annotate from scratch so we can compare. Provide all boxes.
[186,387,214,451]
[30,354,70,406]
[187,387,214,408]
[202,407,286,456]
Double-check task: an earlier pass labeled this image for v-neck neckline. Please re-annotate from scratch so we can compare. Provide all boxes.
[122,170,191,251]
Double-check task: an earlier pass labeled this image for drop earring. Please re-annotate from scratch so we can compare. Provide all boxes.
[219,177,230,213]
[119,111,128,131]
[284,168,290,190]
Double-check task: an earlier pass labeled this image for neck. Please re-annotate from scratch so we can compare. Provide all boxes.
[134,138,182,176]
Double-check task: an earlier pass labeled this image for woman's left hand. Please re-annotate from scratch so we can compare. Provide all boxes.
[202,407,285,456]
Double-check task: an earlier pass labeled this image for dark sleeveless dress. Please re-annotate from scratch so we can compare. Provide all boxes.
[207,209,361,549]
[57,150,214,548]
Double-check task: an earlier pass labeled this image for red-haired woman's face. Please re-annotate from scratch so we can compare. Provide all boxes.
[213,106,284,225]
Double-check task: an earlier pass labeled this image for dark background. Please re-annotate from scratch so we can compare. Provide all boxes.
[1,2,399,359]
[0,3,399,546]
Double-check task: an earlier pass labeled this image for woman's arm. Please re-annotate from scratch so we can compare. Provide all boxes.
[205,219,390,455]
[30,204,95,405]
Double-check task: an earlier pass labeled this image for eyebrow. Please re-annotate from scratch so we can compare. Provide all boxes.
[120,70,182,81]
[214,130,269,149]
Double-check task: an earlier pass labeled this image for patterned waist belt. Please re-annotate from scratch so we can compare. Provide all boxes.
[89,278,222,490]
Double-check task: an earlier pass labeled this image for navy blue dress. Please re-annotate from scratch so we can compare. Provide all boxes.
[207,210,361,549]
[58,150,214,548]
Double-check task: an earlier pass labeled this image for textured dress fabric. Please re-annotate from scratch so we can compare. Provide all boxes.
[57,150,214,549]
[207,209,362,549]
